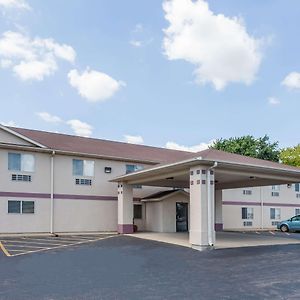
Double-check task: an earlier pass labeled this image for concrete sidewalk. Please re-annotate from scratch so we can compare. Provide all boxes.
[128,231,300,249]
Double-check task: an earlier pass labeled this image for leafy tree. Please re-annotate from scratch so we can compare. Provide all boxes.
[280,145,300,167]
[210,135,280,162]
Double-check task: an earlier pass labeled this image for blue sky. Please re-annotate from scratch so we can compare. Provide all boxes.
[0,0,300,151]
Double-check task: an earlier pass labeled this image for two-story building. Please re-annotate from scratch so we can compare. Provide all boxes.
[1,124,300,250]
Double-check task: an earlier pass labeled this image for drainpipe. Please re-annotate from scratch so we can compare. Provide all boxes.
[260,187,264,230]
[207,162,218,246]
[50,151,55,234]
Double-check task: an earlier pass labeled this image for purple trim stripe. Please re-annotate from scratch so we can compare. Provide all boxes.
[223,201,300,208]
[0,191,141,202]
[215,223,223,231]
[118,224,134,234]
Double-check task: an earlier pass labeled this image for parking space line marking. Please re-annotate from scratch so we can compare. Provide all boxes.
[10,235,117,257]
[0,240,65,246]
[3,244,46,249]
[269,231,275,235]
[20,237,91,243]
[0,241,11,257]
[255,232,260,235]
[285,233,290,236]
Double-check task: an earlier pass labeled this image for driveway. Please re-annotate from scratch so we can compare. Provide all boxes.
[1,235,300,299]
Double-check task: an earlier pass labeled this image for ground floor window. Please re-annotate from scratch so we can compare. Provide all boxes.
[8,200,35,214]
[133,204,142,219]
[296,208,300,215]
[241,207,253,220]
[270,208,281,220]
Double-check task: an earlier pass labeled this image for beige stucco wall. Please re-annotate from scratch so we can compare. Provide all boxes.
[0,198,50,233]
[144,193,189,233]
[222,185,300,230]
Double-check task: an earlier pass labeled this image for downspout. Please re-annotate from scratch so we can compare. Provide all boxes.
[207,162,218,246]
[50,151,55,234]
[260,187,264,230]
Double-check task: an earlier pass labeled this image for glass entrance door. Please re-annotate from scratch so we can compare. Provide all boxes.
[176,202,188,232]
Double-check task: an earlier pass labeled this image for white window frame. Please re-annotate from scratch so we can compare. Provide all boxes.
[242,207,254,220]
[72,159,95,177]
[270,208,281,220]
[7,200,35,214]
[8,153,35,173]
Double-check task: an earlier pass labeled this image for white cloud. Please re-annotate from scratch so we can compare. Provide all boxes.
[68,68,124,102]
[268,97,280,105]
[36,112,62,123]
[66,119,93,137]
[130,40,142,47]
[0,58,12,68]
[1,120,16,126]
[0,31,76,80]
[124,134,144,144]
[133,23,144,33]
[0,0,30,10]
[281,72,300,89]
[165,140,214,152]
[162,0,263,90]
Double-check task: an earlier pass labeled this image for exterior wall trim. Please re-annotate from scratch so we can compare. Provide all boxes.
[223,200,300,208]
[0,191,140,201]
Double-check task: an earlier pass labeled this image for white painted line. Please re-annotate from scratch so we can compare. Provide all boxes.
[20,237,89,243]
[10,235,117,257]
[4,244,46,249]
[255,232,260,235]
[0,240,64,246]
[269,231,275,235]
[285,233,290,236]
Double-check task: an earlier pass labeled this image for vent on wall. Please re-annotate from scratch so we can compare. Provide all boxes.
[272,221,280,226]
[11,174,32,182]
[243,221,253,227]
[75,178,92,186]
[271,192,280,197]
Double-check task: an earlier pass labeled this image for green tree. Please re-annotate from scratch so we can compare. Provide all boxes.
[210,135,280,162]
[280,145,300,167]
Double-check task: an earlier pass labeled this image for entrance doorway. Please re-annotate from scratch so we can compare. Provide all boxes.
[176,202,188,232]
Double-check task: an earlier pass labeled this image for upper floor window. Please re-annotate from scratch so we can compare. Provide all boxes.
[271,185,280,191]
[126,164,143,188]
[126,164,143,174]
[8,153,35,172]
[295,183,300,192]
[243,189,252,195]
[72,159,94,177]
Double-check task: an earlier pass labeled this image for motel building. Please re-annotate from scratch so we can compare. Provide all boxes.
[1,124,300,250]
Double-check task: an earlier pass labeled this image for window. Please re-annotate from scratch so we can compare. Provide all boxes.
[8,201,21,213]
[75,178,92,186]
[296,208,300,215]
[243,190,252,195]
[271,185,280,191]
[295,183,300,192]
[270,208,281,220]
[8,200,34,214]
[8,153,35,172]
[126,164,143,188]
[72,159,94,176]
[242,207,254,220]
[296,194,300,199]
[22,201,34,214]
[134,204,142,219]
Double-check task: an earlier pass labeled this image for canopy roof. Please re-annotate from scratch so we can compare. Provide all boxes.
[112,149,300,190]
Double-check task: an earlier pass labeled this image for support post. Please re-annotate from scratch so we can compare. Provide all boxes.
[215,190,223,231]
[117,183,134,234]
[189,166,215,250]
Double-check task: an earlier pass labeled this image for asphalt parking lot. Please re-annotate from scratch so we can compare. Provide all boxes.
[1,235,300,300]
[0,233,116,257]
